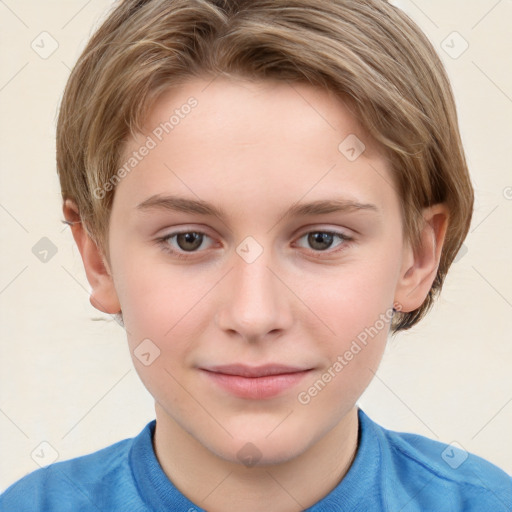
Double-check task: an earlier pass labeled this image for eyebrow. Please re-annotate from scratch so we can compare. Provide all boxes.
[136,194,379,219]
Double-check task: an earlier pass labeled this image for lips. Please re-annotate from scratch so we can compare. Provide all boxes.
[199,364,313,399]
[201,364,311,378]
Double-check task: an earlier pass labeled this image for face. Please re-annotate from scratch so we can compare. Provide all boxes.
[106,77,409,464]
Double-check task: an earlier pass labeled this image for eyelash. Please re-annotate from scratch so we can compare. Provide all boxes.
[156,229,354,260]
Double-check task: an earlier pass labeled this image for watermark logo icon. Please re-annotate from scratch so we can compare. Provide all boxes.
[236,236,264,264]
[31,441,59,467]
[31,32,59,59]
[237,442,262,467]
[453,243,468,263]
[441,31,469,59]
[32,237,58,263]
[441,441,468,469]
[338,134,366,162]
[134,338,161,366]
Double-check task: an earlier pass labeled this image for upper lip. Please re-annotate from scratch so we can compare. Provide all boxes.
[201,364,312,378]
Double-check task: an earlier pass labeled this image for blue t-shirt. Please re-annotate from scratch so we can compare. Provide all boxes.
[1,408,510,511]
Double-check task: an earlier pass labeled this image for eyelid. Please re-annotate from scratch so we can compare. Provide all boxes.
[294,224,352,238]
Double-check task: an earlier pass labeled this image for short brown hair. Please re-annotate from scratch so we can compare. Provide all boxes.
[56,0,474,333]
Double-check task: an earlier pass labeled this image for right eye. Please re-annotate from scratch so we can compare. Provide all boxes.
[157,230,215,259]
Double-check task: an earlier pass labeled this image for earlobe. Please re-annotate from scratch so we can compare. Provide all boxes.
[63,199,121,315]
[394,204,449,312]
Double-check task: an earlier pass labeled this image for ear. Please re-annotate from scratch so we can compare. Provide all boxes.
[63,199,121,314]
[394,204,449,312]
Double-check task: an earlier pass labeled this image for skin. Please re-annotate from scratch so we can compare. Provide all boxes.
[64,76,448,512]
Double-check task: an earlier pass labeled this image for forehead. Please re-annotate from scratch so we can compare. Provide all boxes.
[114,77,398,220]
[137,76,382,159]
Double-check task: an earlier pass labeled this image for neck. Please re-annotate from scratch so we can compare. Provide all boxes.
[152,405,360,512]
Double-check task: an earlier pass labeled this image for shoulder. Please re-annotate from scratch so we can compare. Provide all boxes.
[0,424,152,512]
[363,411,512,511]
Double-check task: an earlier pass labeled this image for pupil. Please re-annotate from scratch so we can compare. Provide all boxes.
[309,232,333,251]
[178,232,202,251]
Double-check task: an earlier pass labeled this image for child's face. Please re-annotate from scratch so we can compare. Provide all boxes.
[106,77,413,463]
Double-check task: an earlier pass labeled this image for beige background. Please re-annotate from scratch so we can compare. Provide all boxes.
[1,0,511,492]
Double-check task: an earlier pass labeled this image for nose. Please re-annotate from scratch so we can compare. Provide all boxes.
[215,246,294,342]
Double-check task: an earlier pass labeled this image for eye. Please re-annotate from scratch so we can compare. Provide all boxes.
[295,230,352,255]
[156,228,353,260]
[157,230,213,259]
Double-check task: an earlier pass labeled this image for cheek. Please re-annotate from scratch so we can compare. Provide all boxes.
[114,262,203,408]
[112,249,198,338]
[296,307,390,419]
[303,254,399,339]
[296,248,398,399]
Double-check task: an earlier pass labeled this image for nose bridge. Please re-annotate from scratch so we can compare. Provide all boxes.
[216,241,292,339]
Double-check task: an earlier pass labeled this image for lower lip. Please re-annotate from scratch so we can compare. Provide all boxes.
[201,370,312,399]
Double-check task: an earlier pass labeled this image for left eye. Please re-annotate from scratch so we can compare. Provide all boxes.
[295,231,351,252]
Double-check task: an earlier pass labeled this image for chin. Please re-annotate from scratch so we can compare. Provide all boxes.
[204,425,316,468]
[225,440,307,468]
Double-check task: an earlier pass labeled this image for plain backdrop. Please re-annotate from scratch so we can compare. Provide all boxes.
[1,0,511,492]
